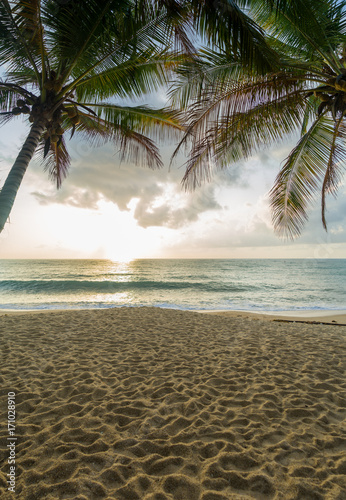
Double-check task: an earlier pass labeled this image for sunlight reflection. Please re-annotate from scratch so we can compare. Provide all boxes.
[93,292,133,304]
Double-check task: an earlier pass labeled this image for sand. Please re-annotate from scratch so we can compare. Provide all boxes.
[199,309,346,324]
[0,307,345,500]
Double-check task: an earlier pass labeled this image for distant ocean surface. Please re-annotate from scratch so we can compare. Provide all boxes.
[0,259,346,312]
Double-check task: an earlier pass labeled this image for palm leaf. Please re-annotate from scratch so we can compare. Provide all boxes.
[300,94,321,135]
[39,135,71,188]
[321,116,346,229]
[0,0,41,78]
[75,49,181,102]
[252,0,344,71]
[61,11,175,96]
[181,84,308,188]
[5,67,39,87]
[69,110,164,169]
[54,105,181,172]
[0,82,35,110]
[185,0,277,74]
[61,0,116,82]
[172,71,307,168]
[270,114,339,238]
[85,102,184,141]
[116,128,163,170]
[0,110,16,126]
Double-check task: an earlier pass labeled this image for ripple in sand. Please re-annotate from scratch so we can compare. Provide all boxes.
[0,308,345,499]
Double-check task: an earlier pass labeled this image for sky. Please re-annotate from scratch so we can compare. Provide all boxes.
[1,91,346,260]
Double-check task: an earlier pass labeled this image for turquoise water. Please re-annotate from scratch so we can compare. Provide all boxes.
[0,259,345,311]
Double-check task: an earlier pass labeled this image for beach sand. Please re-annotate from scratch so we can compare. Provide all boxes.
[0,307,345,499]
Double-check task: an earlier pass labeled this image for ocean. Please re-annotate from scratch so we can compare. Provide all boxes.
[0,259,345,312]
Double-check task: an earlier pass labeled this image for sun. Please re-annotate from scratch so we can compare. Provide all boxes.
[105,248,137,263]
[97,200,164,261]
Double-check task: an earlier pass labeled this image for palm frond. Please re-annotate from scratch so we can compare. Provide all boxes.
[61,10,176,96]
[169,49,248,110]
[85,102,184,142]
[184,0,278,74]
[0,87,19,112]
[0,0,41,78]
[39,134,71,188]
[60,112,112,148]
[252,0,345,71]
[0,81,36,110]
[270,114,340,238]
[5,66,39,87]
[0,110,16,126]
[300,94,322,135]
[321,116,346,229]
[116,128,163,169]
[75,50,182,102]
[42,0,124,68]
[61,0,116,82]
[172,71,307,166]
[181,84,308,189]
[56,104,180,170]
[66,109,165,169]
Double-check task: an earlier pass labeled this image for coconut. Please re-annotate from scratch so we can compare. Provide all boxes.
[44,81,54,91]
[71,115,80,125]
[21,105,30,114]
[67,108,77,118]
[50,134,59,143]
[17,99,26,107]
[12,107,22,115]
[319,94,330,102]
[56,126,64,135]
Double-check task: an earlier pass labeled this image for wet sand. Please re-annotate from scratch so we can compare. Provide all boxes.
[0,307,345,499]
[199,309,346,324]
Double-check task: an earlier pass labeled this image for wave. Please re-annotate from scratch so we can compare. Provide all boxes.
[0,301,343,312]
[0,279,256,295]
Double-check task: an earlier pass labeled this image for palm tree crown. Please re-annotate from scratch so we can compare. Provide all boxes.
[172,0,346,238]
[0,0,185,232]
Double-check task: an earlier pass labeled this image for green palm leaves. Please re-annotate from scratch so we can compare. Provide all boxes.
[0,0,185,232]
[270,114,346,237]
[174,0,346,238]
[0,0,284,233]
[3,0,345,239]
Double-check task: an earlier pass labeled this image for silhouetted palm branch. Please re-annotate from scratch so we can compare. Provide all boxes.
[173,0,346,236]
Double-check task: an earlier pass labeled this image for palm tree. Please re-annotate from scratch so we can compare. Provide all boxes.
[0,0,275,234]
[172,0,346,238]
[0,0,183,233]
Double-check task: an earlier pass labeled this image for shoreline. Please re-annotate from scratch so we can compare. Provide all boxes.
[198,308,346,324]
[2,305,346,324]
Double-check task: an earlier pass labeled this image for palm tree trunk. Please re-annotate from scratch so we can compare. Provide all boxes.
[0,120,45,233]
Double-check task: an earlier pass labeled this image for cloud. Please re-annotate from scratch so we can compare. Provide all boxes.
[29,139,238,228]
[134,183,222,228]
[26,130,346,250]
